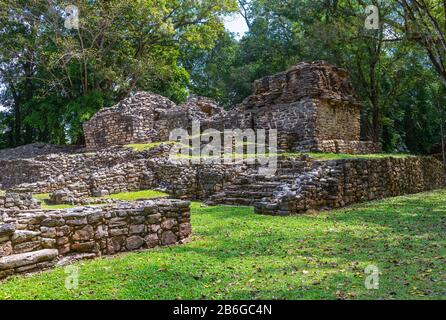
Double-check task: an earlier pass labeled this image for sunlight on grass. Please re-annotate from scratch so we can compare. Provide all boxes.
[32,193,76,210]
[32,193,50,201]
[171,152,412,161]
[287,152,413,161]
[3,190,445,300]
[126,139,412,161]
[102,190,169,201]
[125,142,176,152]
[32,190,169,210]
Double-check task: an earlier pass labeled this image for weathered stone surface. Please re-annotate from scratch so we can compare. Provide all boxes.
[71,242,97,253]
[145,233,159,248]
[161,219,176,230]
[80,62,378,155]
[0,249,58,272]
[161,231,177,246]
[146,213,161,224]
[83,93,223,150]
[126,236,144,250]
[129,224,145,235]
[0,200,191,279]
[0,241,13,256]
[253,156,445,215]
[11,230,40,244]
[0,224,15,238]
[0,193,39,210]
[179,223,192,239]
[72,226,94,241]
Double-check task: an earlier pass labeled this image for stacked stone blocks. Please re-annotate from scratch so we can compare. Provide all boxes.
[0,199,191,279]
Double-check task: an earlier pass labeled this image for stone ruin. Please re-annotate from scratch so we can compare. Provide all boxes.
[84,61,380,154]
[1,61,444,280]
[0,199,191,279]
[83,93,225,150]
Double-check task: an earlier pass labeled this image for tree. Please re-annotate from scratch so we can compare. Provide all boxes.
[397,0,446,88]
[0,0,237,145]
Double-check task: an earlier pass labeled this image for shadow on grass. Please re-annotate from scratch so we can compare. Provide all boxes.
[1,191,445,300]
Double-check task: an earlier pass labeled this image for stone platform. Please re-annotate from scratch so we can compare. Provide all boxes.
[0,199,191,279]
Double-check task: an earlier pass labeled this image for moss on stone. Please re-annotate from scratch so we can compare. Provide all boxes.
[124,142,176,152]
[32,190,169,210]
[284,152,413,161]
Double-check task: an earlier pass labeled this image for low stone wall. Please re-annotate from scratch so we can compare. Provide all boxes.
[0,142,250,205]
[1,145,170,194]
[315,140,381,154]
[0,199,191,279]
[255,156,445,215]
[0,193,39,210]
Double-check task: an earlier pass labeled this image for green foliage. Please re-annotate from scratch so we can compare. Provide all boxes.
[184,0,446,154]
[1,191,445,299]
[0,0,237,146]
[1,0,445,155]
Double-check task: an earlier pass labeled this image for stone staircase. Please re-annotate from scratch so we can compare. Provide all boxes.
[207,158,312,206]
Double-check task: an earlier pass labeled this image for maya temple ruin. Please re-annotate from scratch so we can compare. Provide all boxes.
[1,61,444,279]
[83,61,379,154]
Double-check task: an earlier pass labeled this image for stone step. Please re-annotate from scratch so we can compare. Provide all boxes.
[224,184,281,192]
[0,249,59,278]
[223,191,273,198]
[211,197,257,206]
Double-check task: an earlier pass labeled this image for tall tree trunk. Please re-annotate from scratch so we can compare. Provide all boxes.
[9,83,22,146]
[441,120,445,164]
[369,43,382,143]
[14,102,21,146]
[439,99,446,164]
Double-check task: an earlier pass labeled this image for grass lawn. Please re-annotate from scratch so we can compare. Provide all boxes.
[1,190,445,300]
[124,141,412,162]
[32,193,75,210]
[171,152,412,162]
[289,152,412,161]
[125,142,176,152]
[101,190,168,201]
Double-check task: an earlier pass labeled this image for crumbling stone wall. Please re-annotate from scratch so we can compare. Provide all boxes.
[0,199,191,279]
[83,93,225,150]
[0,145,171,193]
[0,144,247,204]
[0,193,39,210]
[315,140,381,154]
[83,93,177,149]
[233,61,377,153]
[254,156,445,215]
[82,61,379,155]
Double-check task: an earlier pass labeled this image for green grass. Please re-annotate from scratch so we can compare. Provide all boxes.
[1,190,445,300]
[125,142,176,152]
[32,193,76,210]
[101,190,169,201]
[171,152,412,161]
[125,139,412,161]
[287,152,413,161]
